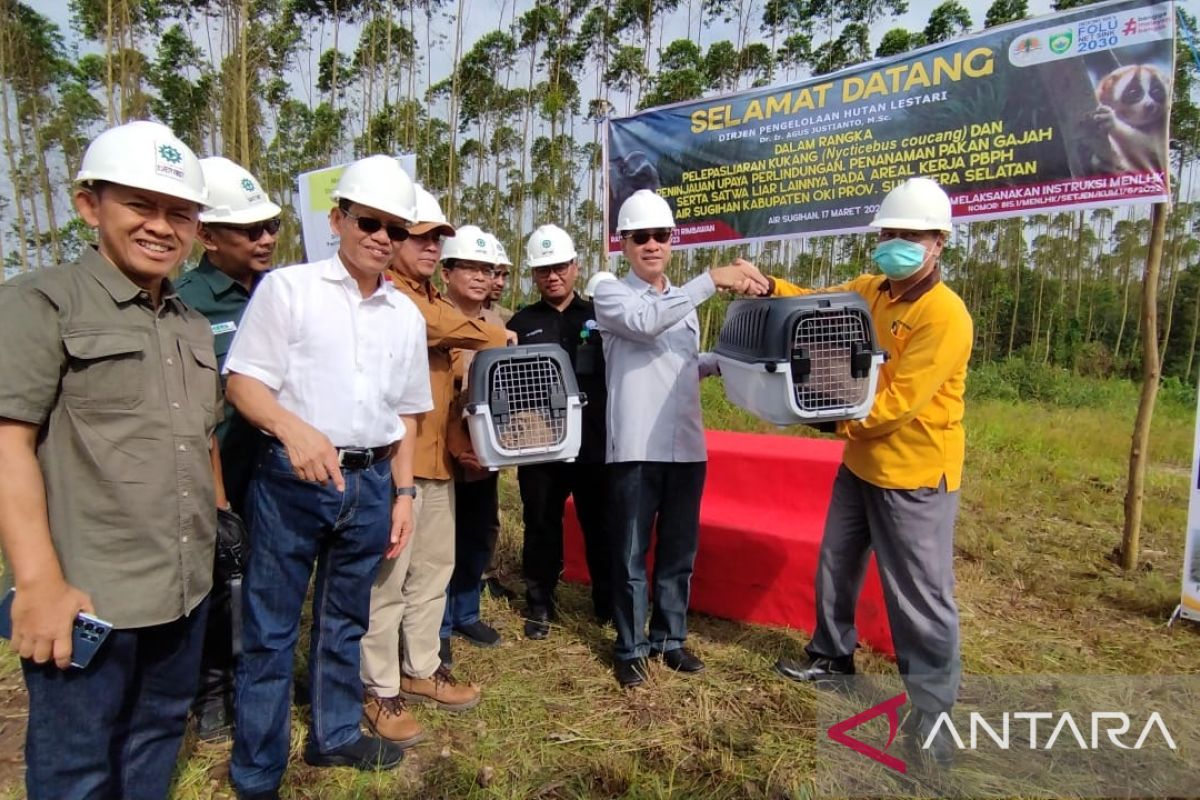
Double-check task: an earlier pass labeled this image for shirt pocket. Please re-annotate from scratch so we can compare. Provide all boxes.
[61,329,147,409]
[184,340,220,420]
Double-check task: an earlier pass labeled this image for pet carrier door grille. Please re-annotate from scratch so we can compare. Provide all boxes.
[790,311,873,412]
[488,355,569,452]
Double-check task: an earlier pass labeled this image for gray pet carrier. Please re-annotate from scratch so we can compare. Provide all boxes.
[714,293,886,425]
[463,344,586,469]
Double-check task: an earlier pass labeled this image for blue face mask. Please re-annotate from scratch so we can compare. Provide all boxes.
[871,238,929,280]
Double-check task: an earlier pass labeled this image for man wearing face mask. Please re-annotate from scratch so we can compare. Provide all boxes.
[747,178,972,766]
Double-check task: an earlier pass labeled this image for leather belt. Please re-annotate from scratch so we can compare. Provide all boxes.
[336,444,394,470]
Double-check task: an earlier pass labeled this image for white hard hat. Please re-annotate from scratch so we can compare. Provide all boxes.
[409,184,456,237]
[584,270,617,298]
[76,120,207,206]
[489,235,512,267]
[330,155,417,222]
[198,157,281,224]
[870,178,952,233]
[525,224,577,268]
[615,189,674,233]
[441,224,494,263]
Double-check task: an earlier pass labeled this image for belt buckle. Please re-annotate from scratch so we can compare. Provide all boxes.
[337,449,347,468]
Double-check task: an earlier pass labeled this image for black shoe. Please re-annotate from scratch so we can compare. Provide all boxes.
[524,607,552,640]
[774,654,855,684]
[483,576,518,601]
[193,700,234,743]
[614,656,649,688]
[303,734,404,770]
[904,709,956,767]
[654,647,705,673]
[439,637,454,670]
[453,620,501,648]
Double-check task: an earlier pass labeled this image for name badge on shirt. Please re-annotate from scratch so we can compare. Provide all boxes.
[211,320,238,336]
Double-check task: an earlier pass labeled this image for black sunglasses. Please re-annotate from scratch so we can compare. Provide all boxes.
[215,217,281,241]
[623,229,672,245]
[343,208,409,242]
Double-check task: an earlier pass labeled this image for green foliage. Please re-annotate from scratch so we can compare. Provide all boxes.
[967,355,1196,411]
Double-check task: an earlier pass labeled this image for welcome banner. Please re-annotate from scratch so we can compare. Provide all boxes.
[605,0,1174,251]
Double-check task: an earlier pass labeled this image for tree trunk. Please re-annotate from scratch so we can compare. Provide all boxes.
[1121,202,1167,572]
[0,20,29,274]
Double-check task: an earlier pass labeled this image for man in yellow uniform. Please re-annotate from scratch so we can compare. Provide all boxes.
[766,178,972,766]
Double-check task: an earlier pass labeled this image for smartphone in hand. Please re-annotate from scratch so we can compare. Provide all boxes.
[0,588,113,669]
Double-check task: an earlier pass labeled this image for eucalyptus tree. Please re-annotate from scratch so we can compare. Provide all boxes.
[923,1,973,43]
[984,0,1028,27]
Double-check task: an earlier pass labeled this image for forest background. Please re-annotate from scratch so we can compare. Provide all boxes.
[2,0,1200,386]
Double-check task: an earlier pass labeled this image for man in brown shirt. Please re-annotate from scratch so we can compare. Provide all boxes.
[0,121,223,800]
[361,188,508,742]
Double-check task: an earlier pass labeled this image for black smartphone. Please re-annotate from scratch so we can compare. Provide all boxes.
[0,588,113,669]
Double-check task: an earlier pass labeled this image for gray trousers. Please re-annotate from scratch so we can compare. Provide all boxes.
[808,465,961,713]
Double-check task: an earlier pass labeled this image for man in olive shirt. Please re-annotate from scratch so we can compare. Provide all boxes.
[0,121,223,800]
[176,156,281,742]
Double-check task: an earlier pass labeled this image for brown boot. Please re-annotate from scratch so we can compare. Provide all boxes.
[399,665,481,712]
[362,692,423,748]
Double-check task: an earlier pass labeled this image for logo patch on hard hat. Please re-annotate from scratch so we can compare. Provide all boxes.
[154,142,186,180]
[241,178,255,191]
[542,239,552,249]
[476,238,486,248]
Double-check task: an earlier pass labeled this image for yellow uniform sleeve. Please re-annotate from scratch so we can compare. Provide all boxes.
[838,306,973,441]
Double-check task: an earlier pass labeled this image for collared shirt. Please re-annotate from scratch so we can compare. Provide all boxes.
[0,247,222,629]
[389,270,508,480]
[508,293,608,463]
[772,269,973,491]
[176,255,259,372]
[224,255,433,447]
[176,256,265,507]
[592,271,720,463]
[176,255,258,445]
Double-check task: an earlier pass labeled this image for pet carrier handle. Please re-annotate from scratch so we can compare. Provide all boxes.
[489,387,510,424]
[790,347,811,384]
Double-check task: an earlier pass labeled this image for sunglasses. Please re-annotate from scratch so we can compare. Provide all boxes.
[531,263,572,278]
[215,217,281,241]
[342,209,409,242]
[623,229,672,245]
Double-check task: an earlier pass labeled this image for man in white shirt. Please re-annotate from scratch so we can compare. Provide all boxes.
[592,190,767,688]
[223,155,433,799]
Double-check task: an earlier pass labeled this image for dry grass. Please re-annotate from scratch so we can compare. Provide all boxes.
[1,382,1197,799]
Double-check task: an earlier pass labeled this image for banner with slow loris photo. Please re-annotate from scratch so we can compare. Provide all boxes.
[604,0,1174,251]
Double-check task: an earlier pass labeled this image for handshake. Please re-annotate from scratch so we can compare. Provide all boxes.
[709,258,770,297]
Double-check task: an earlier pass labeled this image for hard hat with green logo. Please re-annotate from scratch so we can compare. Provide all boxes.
[330,154,418,222]
[441,224,494,262]
[870,177,953,233]
[198,157,281,224]
[525,224,577,268]
[76,120,207,206]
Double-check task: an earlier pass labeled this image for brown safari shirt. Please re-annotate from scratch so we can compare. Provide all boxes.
[0,247,222,629]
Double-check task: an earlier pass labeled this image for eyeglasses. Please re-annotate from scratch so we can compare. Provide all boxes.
[623,229,672,245]
[214,217,282,241]
[342,209,409,242]
[531,263,572,279]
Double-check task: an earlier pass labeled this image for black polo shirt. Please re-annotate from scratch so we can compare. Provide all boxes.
[508,293,607,464]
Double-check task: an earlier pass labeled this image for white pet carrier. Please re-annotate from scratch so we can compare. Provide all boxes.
[463,344,587,469]
[714,293,886,425]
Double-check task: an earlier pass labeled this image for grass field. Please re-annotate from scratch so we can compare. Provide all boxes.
[2,365,1197,799]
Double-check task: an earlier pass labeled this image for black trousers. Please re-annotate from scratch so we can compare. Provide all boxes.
[608,461,706,660]
[518,461,612,618]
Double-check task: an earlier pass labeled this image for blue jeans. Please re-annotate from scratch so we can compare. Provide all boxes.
[22,598,209,800]
[230,443,392,794]
[609,461,707,660]
[441,474,499,637]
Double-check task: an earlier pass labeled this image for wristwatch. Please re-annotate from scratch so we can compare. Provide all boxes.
[393,486,417,499]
